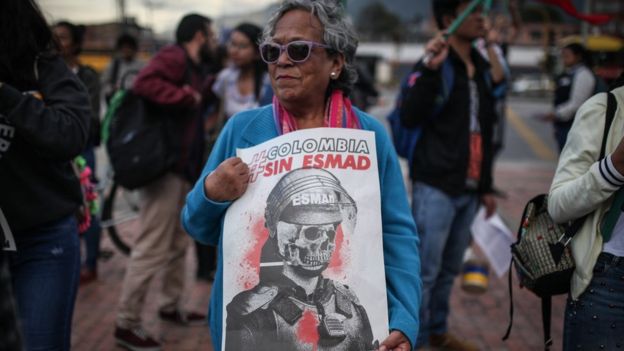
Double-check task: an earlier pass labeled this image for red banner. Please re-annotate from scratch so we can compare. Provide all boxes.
[534,0,612,25]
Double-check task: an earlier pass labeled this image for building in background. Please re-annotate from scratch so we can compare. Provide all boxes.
[213,4,278,43]
[72,0,623,81]
[591,0,624,37]
[83,18,154,52]
[78,18,157,72]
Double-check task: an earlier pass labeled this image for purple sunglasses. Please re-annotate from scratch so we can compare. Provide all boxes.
[259,40,330,64]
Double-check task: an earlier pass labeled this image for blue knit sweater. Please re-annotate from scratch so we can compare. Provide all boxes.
[181,105,422,349]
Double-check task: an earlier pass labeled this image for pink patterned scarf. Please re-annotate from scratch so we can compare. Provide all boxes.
[273,89,361,135]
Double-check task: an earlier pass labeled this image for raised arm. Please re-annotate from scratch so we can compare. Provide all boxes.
[400,36,446,129]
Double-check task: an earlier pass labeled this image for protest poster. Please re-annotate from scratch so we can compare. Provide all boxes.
[221,128,388,351]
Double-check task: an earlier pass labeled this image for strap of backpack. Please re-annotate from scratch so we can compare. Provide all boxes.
[408,57,455,120]
[431,59,454,118]
[440,59,454,102]
[502,260,514,341]
[503,194,545,341]
[110,57,121,87]
[541,296,553,350]
[602,92,617,158]
[598,92,621,242]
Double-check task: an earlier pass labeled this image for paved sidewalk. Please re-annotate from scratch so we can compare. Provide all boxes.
[70,243,213,351]
[447,160,565,351]
[71,160,563,351]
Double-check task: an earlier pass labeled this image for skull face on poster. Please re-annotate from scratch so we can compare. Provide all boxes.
[224,168,375,351]
[275,221,338,273]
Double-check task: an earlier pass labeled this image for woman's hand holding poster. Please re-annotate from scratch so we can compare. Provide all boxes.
[222,128,388,351]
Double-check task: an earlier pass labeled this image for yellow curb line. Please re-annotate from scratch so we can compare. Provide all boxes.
[506,106,558,162]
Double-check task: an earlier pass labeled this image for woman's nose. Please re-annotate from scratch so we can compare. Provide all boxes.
[276,47,292,65]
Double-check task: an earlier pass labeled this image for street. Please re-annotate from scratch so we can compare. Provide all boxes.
[73,94,566,350]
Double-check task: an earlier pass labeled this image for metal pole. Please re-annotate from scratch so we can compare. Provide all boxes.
[483,0,493,17]
[422,0,484,64]
[446,0,484,36]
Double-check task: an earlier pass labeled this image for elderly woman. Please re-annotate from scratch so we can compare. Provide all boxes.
[181,1,421,350]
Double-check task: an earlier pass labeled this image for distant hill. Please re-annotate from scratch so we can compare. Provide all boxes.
[346,0,430,22]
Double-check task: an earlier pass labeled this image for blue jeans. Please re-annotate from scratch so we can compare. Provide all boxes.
[81,147,101,271]
[9,215,81,351]
[563,252,624,350]
[412,182,478,347]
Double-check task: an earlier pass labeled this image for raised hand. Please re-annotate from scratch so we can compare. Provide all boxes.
[424,34,450,71]
[203,157,250,202]
[378,330,411,351]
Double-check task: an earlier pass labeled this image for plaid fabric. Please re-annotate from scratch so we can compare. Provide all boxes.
[512,195,575,293]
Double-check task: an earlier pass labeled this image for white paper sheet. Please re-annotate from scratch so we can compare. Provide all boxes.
[470,207,515,278]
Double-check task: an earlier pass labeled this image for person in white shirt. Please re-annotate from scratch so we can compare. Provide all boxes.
[212,23,272,119]
[101,34,145,104]
[548,73,624,349]
[541,43,597,151]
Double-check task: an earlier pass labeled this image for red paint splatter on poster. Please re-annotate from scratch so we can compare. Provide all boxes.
[297,309,319,351]
[328,225,344,271]
[239,218,269,290]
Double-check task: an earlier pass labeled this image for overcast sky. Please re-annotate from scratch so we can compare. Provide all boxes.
[38,0,276,34]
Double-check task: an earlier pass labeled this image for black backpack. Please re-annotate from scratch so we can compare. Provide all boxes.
[105,61,195,190]
[105,90,178,190]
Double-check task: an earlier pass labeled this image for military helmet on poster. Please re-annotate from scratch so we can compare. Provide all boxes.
[264,168,357,272]
[265,168,357,230]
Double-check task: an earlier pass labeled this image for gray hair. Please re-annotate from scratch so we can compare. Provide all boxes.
[262,0,359,95]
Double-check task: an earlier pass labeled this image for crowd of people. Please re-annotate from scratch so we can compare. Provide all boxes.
[1,0,623,350]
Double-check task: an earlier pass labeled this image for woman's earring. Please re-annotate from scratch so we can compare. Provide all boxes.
[330,72,337,79]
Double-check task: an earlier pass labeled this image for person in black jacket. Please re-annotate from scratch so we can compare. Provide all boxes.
[0,0,91,350]
[53,20,103,285]
[399,0,497,350]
